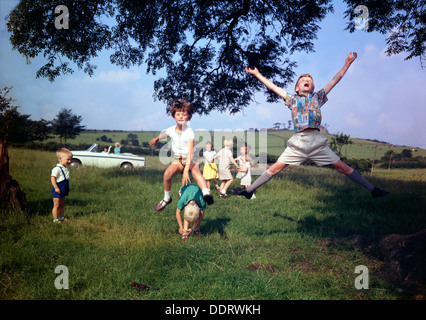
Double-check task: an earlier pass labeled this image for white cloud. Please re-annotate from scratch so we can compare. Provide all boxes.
[94,70,141,83]
[256,105,271,121]
[345,112,363,128]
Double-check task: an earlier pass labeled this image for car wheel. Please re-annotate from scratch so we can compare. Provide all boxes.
[121,162,133,169]
[70,159,81,169]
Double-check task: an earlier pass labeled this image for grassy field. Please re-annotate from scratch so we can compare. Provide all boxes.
[1,147,425,302]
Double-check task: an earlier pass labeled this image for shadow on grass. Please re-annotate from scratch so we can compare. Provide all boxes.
[202,217,231,238]
[26,198,91,218]
[261,168,426,239]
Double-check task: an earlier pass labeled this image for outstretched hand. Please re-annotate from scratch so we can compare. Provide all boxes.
[148,137,157,147]
[346,52,357,65]
[245,66,259,75]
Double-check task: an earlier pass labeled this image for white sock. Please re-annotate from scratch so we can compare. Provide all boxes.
[164,191,171,201]
[202,188,210,196]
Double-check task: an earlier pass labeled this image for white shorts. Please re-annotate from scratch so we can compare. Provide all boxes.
[278,131,340,166]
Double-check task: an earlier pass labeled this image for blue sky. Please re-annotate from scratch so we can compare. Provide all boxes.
[1,0,425,149]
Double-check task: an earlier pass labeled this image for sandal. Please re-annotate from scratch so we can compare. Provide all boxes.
[181,232,189,242]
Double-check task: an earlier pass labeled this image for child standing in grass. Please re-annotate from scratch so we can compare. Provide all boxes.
[236,145,255,199]
[149,99,214,211]
[212,139,239,198]
[51,148,73,223]
[202,141,220,191]
[176,184,206,241]
[232,52,389,199]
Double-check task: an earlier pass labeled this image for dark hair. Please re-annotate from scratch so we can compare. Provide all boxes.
[169,99,194,120]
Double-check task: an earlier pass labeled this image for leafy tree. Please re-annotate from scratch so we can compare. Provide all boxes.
[51,108,85,146]
[381,150,395,169]
[401,148,413,158]
[6,0,333,114]
[329,132,353,157]
[1,86,51,144]
[27,119,53,144]
[344,0,425,67]
[7,1,423,116]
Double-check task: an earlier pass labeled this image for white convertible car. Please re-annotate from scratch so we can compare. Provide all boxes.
[70,143,146,169]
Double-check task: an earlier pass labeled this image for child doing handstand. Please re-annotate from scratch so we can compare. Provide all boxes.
[176,184,206,241]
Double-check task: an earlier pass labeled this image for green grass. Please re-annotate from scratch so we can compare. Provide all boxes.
[1,148,426,300]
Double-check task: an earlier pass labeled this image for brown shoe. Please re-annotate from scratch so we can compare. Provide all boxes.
[219,193,229,198]
[154,198,172,212]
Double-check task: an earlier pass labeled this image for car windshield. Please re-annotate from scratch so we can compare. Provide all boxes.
[86,144,98,152]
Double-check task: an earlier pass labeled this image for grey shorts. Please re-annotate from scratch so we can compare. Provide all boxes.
[278,131,340,166]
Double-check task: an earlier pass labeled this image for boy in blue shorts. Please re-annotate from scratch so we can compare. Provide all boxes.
[176,184,206,241]
[232,52,389,199]
[51,148,73,223]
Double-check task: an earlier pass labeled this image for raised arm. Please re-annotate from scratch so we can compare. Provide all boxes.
[245,67,287,99]
[323,52,357,95]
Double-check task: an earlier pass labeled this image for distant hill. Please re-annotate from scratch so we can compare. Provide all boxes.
[41,129,426,161]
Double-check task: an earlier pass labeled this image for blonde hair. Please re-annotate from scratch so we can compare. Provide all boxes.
[224,139,233,148]
[183,201,200,223]
[56,148,73,159]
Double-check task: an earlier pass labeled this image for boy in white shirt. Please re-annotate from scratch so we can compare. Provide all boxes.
[51,148,73,223]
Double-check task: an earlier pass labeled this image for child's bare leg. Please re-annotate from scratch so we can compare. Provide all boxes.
[183,219,189,231]
[222,179,233,192]
[190,164,208,190]
[206,180,211,189]
[155,164,182,211]
[267,161,289,176]
[58,197,65,217]
[191,163,214,204]
[182,219,190,241]
[164,164,183,191]
[52,198,60,219]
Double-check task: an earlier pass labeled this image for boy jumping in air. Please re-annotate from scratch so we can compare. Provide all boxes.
[232,52,389,199]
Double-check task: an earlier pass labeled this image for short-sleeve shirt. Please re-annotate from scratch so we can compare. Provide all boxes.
[51,164,70,183]
[177,184,206,211]
[165,125,195,156]
[215,148,233,169]
[203,150,216,164]
[285,89,328,133]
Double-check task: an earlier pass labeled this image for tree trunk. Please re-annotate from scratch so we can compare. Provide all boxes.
[0,140,27,211]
